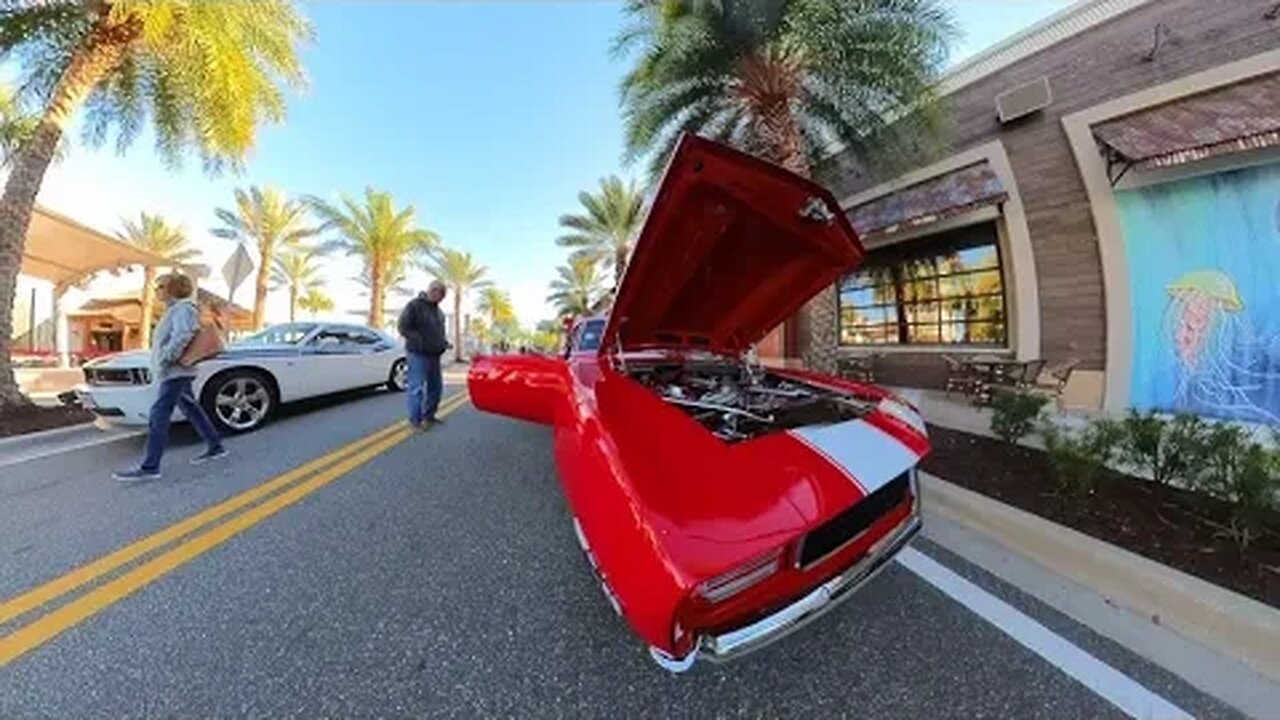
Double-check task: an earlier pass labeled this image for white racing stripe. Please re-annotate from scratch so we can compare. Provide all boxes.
[896,547,1194,720]
[789,419,918,494]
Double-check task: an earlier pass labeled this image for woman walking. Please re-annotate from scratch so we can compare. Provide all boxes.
[114,273,227,482]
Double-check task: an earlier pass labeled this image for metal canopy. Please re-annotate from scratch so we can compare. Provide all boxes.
[847,161,1007,238]
[1093,72,1280,178]
[19,205,169,287]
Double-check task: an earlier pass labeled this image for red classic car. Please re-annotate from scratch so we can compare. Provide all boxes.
[468,134,928,672]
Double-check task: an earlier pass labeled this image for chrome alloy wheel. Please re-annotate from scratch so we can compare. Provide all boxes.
[213,376,272,431]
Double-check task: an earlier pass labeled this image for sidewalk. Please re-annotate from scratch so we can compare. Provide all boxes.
[891,386,1100,450]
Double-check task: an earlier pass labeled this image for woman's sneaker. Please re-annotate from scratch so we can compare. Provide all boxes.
[114,468,161,483]
[191,447,229,465]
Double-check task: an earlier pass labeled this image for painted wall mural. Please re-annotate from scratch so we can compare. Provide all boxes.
[1117,161,1280,423]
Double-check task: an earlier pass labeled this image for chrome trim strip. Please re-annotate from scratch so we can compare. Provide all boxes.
[647,508,921,671]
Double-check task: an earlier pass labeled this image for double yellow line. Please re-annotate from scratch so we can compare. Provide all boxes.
[0,393,469,666]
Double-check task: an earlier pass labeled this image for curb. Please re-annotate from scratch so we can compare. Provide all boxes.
[0,421,96,451]
[919,471,1280,684]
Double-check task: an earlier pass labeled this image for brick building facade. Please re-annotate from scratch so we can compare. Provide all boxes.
[804,0,1280,417]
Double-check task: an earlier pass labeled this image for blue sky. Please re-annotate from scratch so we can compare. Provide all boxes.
[35,0,1075,327]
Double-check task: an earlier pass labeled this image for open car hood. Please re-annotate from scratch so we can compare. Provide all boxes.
[601,134,864,355]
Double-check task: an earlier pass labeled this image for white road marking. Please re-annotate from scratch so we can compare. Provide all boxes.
[0,430,145,470]
[896,547,1194,720]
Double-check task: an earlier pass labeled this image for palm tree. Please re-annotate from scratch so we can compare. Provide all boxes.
[618,0,954,178]
[0,1,311,410]
[307,188,440,328]
[213,187,319,330]
[546,256,604,317]
[426,248,491,363]
[271,248,323,324]
[556,176,645,286]
[478,287,519,351]
[478,286,515,328]
[0,84,38,167]
[617,0,952,371]
[297,288,334,320]
[117,212,201,347]
[467,316,491,351]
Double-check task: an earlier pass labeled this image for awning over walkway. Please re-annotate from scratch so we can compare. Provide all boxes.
[20,205,167,287]
[1093,73,1280,172]
[847,161,1007,238]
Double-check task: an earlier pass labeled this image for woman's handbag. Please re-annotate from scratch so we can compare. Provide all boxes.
[178,317,227,368]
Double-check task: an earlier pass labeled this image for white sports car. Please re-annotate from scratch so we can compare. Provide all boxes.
[72,322,408,434]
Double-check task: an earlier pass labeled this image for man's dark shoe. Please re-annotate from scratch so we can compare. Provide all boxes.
[427,416,444,425]
[114,468,161,483]
[191,447,229,465]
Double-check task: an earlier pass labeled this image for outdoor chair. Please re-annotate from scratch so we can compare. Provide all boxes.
[1038,357,1081,396]
[942,354,979,397]
[838,355,877,383]
[1015,359,1047,390]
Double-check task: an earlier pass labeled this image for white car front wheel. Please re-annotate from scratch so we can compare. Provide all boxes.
[203,370,277,434]
[388,358,408,392]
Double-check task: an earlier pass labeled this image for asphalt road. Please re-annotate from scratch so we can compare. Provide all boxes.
[0,384,1247,719]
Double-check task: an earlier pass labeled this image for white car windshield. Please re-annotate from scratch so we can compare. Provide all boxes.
[237,323,317,346]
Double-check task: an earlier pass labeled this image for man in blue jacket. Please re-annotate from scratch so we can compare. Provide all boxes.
[398,280,450,428]
[114,273,226,482]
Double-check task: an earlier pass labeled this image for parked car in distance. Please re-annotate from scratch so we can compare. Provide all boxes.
[468,135,929,672]
[70,322,407,434]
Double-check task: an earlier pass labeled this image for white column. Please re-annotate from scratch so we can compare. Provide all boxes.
[53,283,71,368]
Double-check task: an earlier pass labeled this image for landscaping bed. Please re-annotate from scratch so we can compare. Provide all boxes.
[0,405,94,438]
[920,423,1280,609]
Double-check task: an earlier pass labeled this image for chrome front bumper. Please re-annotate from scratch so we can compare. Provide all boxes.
[650,509,922,672]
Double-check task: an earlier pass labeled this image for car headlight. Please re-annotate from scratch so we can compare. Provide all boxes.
[695,548,784,603]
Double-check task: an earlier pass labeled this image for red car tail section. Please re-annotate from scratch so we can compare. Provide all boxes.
[467,354,567,426]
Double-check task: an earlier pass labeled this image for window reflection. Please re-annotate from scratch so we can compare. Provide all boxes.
[838,224,1007,347]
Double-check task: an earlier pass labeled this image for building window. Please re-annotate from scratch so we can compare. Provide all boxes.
[839,222,1007,346]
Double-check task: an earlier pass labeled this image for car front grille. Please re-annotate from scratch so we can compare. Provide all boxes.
[797,472,912,568]
[84,367,150,386]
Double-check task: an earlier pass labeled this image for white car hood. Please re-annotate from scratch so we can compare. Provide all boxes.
[84,350,151,369]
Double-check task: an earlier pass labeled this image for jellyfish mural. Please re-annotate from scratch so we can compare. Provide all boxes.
[1162,270,1280,424]
[1166,271,1242,371]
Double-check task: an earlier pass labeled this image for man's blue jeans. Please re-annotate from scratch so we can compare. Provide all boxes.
[406,352,443,425]
[141,376,223,472]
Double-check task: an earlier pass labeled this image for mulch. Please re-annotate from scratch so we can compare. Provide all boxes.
[920,424,1280,609]
[0,404,94,439]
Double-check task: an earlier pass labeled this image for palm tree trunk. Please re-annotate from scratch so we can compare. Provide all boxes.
[368,265,384,328]
[615,247,627,287]
[757,100,810,176]
[453,291,463,363]
[757,101,844,372]
[140,266,157,347]
[289,286,298,324]
[0,11,139,410]
[252,240,272,330]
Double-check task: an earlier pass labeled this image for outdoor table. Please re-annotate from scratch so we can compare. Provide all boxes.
[964,356,1029,403]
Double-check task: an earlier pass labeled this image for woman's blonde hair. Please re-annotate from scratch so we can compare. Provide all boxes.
[158,272,194,300]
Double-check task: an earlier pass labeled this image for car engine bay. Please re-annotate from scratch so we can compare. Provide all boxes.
[625,358,877,442]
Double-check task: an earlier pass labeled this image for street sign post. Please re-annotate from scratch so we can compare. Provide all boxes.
[221,244,254,307]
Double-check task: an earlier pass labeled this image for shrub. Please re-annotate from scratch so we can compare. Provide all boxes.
[1194,425,1280,549]
[990,389,1049,444]
[1044,422,1120,497]
[1117,411,1209,486]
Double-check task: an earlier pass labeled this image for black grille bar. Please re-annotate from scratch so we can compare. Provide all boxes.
[797,472,911,568]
